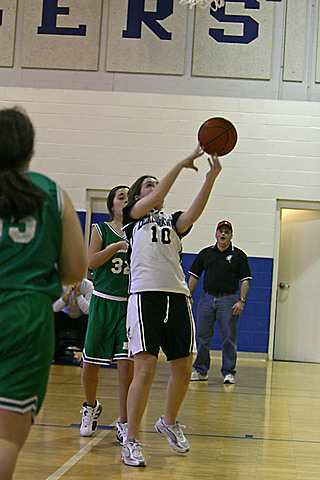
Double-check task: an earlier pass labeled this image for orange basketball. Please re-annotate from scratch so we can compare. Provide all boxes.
[198,117,238,156]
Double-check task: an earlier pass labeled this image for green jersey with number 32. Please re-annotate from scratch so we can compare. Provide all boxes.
[91,222,129,298]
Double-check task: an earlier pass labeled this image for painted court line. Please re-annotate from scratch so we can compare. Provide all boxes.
[38,422,320,447]
[45,418,119,480]
[46,392,118,400]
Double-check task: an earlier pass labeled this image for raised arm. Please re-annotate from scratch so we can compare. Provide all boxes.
[130,145,204,220]
[176,154,222,234]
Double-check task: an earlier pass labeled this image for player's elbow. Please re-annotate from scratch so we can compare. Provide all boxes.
[87,257,96,270]
[176,213,194,235]
[58,253,87,286]
[151,190,164,208]
[60,265,87,286]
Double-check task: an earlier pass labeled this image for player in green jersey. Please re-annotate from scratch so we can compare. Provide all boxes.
[0,107,87,480]
[80,186,134,445]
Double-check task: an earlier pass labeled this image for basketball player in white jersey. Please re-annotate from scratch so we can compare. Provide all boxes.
[121,145,222,467]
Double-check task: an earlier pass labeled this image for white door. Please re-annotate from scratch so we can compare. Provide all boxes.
[273,208,320,362]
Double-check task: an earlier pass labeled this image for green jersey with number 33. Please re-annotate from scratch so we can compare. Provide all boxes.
[91,222,129,298]
[0,171,63,301]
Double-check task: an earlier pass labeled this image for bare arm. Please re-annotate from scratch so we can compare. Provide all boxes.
[176,154,222,234]
[88,225,127,270]
[239,279,250,300]
[188,274,199,307]
[130,145,204,220]
[58,190,87,285]
[232,279,250,315]
[188,274,199,296]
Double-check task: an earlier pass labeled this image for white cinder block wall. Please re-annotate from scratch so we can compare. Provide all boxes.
[1,86,318,259]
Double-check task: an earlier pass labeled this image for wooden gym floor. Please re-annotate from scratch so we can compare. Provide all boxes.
[15,355,320,480]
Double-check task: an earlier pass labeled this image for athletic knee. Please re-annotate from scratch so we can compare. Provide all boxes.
[81,362,99,378]
[117,360,134,382]
[171,363,193,385]
[133,353,157,385]
[180,368,193,384]
[134,367,155,385]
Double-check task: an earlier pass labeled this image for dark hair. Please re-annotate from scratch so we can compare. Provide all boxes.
[0,107,47,222]
[127,175,158,204]
[106,185,129,220]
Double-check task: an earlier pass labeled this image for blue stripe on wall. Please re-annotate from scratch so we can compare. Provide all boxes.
[77,211,86,232]
[77,212,273,354]
[77,211,110,233]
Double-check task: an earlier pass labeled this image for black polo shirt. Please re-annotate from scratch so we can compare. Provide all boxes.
[188,243,252,294]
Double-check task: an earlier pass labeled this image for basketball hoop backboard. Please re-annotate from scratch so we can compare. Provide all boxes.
[179,0,282,10]
[179,0,225,12]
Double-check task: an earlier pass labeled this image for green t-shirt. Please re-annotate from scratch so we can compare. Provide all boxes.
[0,171,63,301]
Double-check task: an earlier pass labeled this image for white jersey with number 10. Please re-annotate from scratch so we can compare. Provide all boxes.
[123,209,190,296]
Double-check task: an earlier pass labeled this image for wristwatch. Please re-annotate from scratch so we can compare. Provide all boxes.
[239,297,246,303]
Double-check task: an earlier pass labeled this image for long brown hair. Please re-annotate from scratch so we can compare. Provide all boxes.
[106,185,129,220]
[127,175,158,204]
[0,107,47,222]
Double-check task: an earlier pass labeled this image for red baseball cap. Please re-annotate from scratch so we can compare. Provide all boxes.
[216,220,233,232]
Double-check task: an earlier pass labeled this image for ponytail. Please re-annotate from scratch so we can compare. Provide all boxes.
[0,170,47,222]
[0,107,46,222]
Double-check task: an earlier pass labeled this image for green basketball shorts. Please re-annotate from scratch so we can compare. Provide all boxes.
[0,291,55,416]
[83,295,131,365]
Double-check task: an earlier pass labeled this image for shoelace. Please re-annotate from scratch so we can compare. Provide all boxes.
[80,410,93,426]
[171,422,186,441]
[133,443,145,458]
[118,423,128,433]
[80,406,98,425]
[128,440,145,454]
[80,407,92,416]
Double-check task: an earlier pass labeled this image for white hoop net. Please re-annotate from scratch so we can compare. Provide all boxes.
[179,0,225,11]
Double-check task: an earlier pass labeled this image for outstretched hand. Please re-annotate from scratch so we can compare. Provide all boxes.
[181,144,204,171]
[206,152,222,180]
[175,149,222,234]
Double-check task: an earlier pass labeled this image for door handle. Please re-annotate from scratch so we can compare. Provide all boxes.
[279,282,290,289]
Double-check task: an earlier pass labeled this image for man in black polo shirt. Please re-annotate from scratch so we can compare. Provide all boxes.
[188,221,252,384]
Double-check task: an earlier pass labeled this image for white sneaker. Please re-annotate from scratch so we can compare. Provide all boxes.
[116,421,128,445]
[155,415,189,453]
[121,437,146,467]
[190,369,208,381]
[80,400,102,436]
[223,374,235,384]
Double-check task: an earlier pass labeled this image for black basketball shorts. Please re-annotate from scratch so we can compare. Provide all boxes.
[126,291,195,361]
